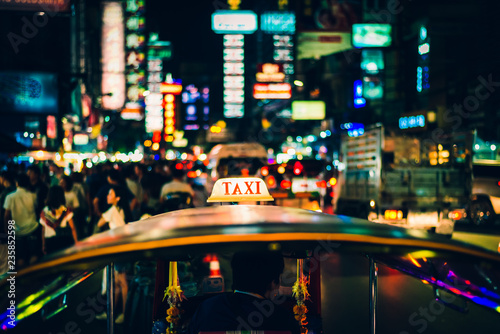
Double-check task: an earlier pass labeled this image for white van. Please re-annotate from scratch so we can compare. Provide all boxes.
[206,142,268,193]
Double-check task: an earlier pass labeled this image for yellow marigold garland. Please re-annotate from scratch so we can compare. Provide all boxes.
[292,259,310,333]
[163,262,185,334]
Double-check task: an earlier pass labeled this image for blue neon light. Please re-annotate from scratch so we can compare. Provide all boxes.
[399,115,425,129]
[353,80,366,108]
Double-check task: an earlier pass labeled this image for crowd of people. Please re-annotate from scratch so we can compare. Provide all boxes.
[0,160,208,272]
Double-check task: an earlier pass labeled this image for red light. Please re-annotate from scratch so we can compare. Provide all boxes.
[497,181,500,187]
[449,210,463,220]
[187,171,197,178]
[175,163,183,170]
[261,166,269,176]
[316,180,327,188]
[152,131,161,143]
[187,162,193,170]
[280,180,292,189]
[267,175,276,188]
[293,161,303,175]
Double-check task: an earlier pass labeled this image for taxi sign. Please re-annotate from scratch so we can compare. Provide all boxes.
[207,177,274,203]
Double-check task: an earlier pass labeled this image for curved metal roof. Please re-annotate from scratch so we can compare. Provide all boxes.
[16,205,500,277]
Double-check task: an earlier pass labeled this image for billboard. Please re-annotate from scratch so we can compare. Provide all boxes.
[297,32,352,59]
[253,83,292,99]
[212,10,257,34]
[0,0,70,12]
[295,0,360,59]
[291,101,325,120]
[101,2,126,110]
[352,24,392,48]
[261,12,295,34]
[0,72,58,114]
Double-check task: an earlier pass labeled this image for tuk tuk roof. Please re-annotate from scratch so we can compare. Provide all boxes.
[16,205,500,278]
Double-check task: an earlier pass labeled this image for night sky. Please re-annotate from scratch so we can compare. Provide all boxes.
[146,1,223,70]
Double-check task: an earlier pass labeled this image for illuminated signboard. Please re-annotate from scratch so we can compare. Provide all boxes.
[145,56,163,133]
[261,12,295,34]
[253,83,292,99]
[101,2,125,110]
[273,34,295,83]
[223,34,245,118]
[47,115,57,139]
[353,80,366,108]
[256,63,285,83]
[224,89,245,103]
[223,49,244,61]
[224,104,244,118]
[164,93,176,142]
[123,0,146,118]
[160,82,183,95]
[224,76,244,89]
[291,101,325,120]
[341,122,365,137]
[362,76,383,99]
[399,115,426,130]
[361,49,384,74]
[73,133,89,146]
[212,10,258,34]
[352,24,392,48]
[0,72,58,114]
[417,25,430,93]
[0,0,70,12]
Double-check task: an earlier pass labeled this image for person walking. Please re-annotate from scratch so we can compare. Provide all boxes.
[39,186,79,254]
[3,173,42,267]
[96,185,132,324]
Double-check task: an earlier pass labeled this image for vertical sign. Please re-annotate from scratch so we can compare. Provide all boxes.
[223,34,245,118]
[123,0,146,120]
[145,37,172,133]
[212,10,257,119]
[101,2,125,110]
[161,81,182,142]
[417,25,430,93]
[163,93,175,142]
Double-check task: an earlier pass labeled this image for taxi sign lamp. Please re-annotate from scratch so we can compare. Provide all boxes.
[207,177,274,203]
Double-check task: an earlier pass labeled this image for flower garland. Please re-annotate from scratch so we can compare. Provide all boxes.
[163,261,185,334]
[292,258,310,333]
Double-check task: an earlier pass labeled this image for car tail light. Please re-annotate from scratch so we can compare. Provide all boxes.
[316,180,327,188]
[329,177,337,186]
[175,162,183,170]
[266,175,277,188]
[384,210,403,220]
[261,166,269,176]
[448,209,465,220]
[293,161,303,175]
[281,180,292,189]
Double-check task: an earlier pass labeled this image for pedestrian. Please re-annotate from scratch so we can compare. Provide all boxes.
[0,171,16,228]
[96,185,132,324]
[93,169,136,227]
[39,186,79,254]
[71,172,92,238]
[27,165,49,220]
[3,173,42,267]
